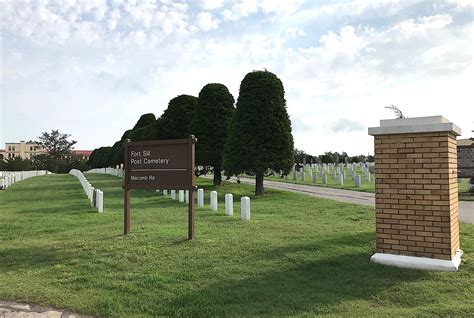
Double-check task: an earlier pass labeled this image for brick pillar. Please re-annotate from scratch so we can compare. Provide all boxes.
[369,116,463,271]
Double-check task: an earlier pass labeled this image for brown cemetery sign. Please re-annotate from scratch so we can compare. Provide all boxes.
[123,136,197,239]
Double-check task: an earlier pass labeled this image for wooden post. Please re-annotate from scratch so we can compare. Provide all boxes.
[188,186,196,240]
[123,138,131,235]
[188,135,197,240]
[124,188,130,235]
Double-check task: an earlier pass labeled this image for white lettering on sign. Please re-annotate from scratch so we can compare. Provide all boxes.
[131,175,148,181]
[130,158,170,165]
[130,149,170,165]
[144,158,169,165]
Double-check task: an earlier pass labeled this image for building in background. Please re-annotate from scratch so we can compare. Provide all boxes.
[458,137,474,179]
[71,150,93,161]
[3,141,45,160]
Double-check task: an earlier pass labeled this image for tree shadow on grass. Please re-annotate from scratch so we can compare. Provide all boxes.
[165,232,428,316]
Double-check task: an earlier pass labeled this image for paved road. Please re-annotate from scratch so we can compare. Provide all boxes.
[229,177,474,224]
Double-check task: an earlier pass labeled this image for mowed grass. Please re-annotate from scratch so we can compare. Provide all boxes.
[0,174,473,317]
[459,178,474,201]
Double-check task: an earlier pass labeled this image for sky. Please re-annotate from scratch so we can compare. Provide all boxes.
[1,0,473,156]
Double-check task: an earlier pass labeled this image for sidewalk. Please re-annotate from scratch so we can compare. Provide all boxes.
[229,177,474,224]
[0,300,91,318]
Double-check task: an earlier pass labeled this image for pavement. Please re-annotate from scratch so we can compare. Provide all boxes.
[0,301,91,318]
[229,176,474,224]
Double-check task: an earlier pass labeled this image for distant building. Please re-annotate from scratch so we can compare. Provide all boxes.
[0,149,5,160]
[71,150,93,161]
[3,141,45,160]
[458,138,474,179]
[458,138,474,148]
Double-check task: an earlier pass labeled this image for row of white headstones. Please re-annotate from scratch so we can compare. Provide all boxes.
[156,188,251,221]
[287,162,374,187]
[85,168,251,220]
[0,170,49,190]
[69,169,104,213]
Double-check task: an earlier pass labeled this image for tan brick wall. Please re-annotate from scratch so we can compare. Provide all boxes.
[374,132,459,260]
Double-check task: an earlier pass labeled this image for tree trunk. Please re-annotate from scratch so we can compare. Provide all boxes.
[213,167,222,186]
[255,171,265,196]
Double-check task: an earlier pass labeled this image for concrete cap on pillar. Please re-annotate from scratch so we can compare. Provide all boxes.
[368,116,462,136]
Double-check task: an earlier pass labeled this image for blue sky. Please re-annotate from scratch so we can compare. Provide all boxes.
[1,0,473,155]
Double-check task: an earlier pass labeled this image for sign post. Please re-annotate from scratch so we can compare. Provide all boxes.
[123,136,197,239]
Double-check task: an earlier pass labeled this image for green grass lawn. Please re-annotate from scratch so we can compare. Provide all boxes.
[459,178,474,201]
[0,174,473,317]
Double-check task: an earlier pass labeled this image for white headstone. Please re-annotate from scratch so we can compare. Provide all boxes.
[323,174,328,184]
[312,171,317,183]
[355,175,361,187]
[97,190,104,213]
[339,173,344,186]
[210,191,218,211]
[179,190,185,202]
[171,190,176,200]
[90,186,95,205]
[163,189,168,196]
[185,190,189,203]
[225,194,233,216]
[240,196,250,221]
[197,188,204,207]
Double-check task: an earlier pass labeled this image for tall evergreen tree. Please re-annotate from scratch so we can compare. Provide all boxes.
[107,129,133,167]
[194,83,235,185]
[223,70,294,195]
[161,95,198,139]
[133,113,156,130]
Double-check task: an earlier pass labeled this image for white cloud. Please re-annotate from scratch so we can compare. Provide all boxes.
[1,1,473,155]
[107,9,121,31]
[331,119,365,132]
[74,21,100,44]
[0,1,191,46]
[196,11,219,31]
[286,27,306,38]
[222,0,258,21]
[259,0,304,16]
[201,0,224,10]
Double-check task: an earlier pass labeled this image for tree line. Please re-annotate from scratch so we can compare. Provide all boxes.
[88,70,294,195]
[294,149,375,166]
